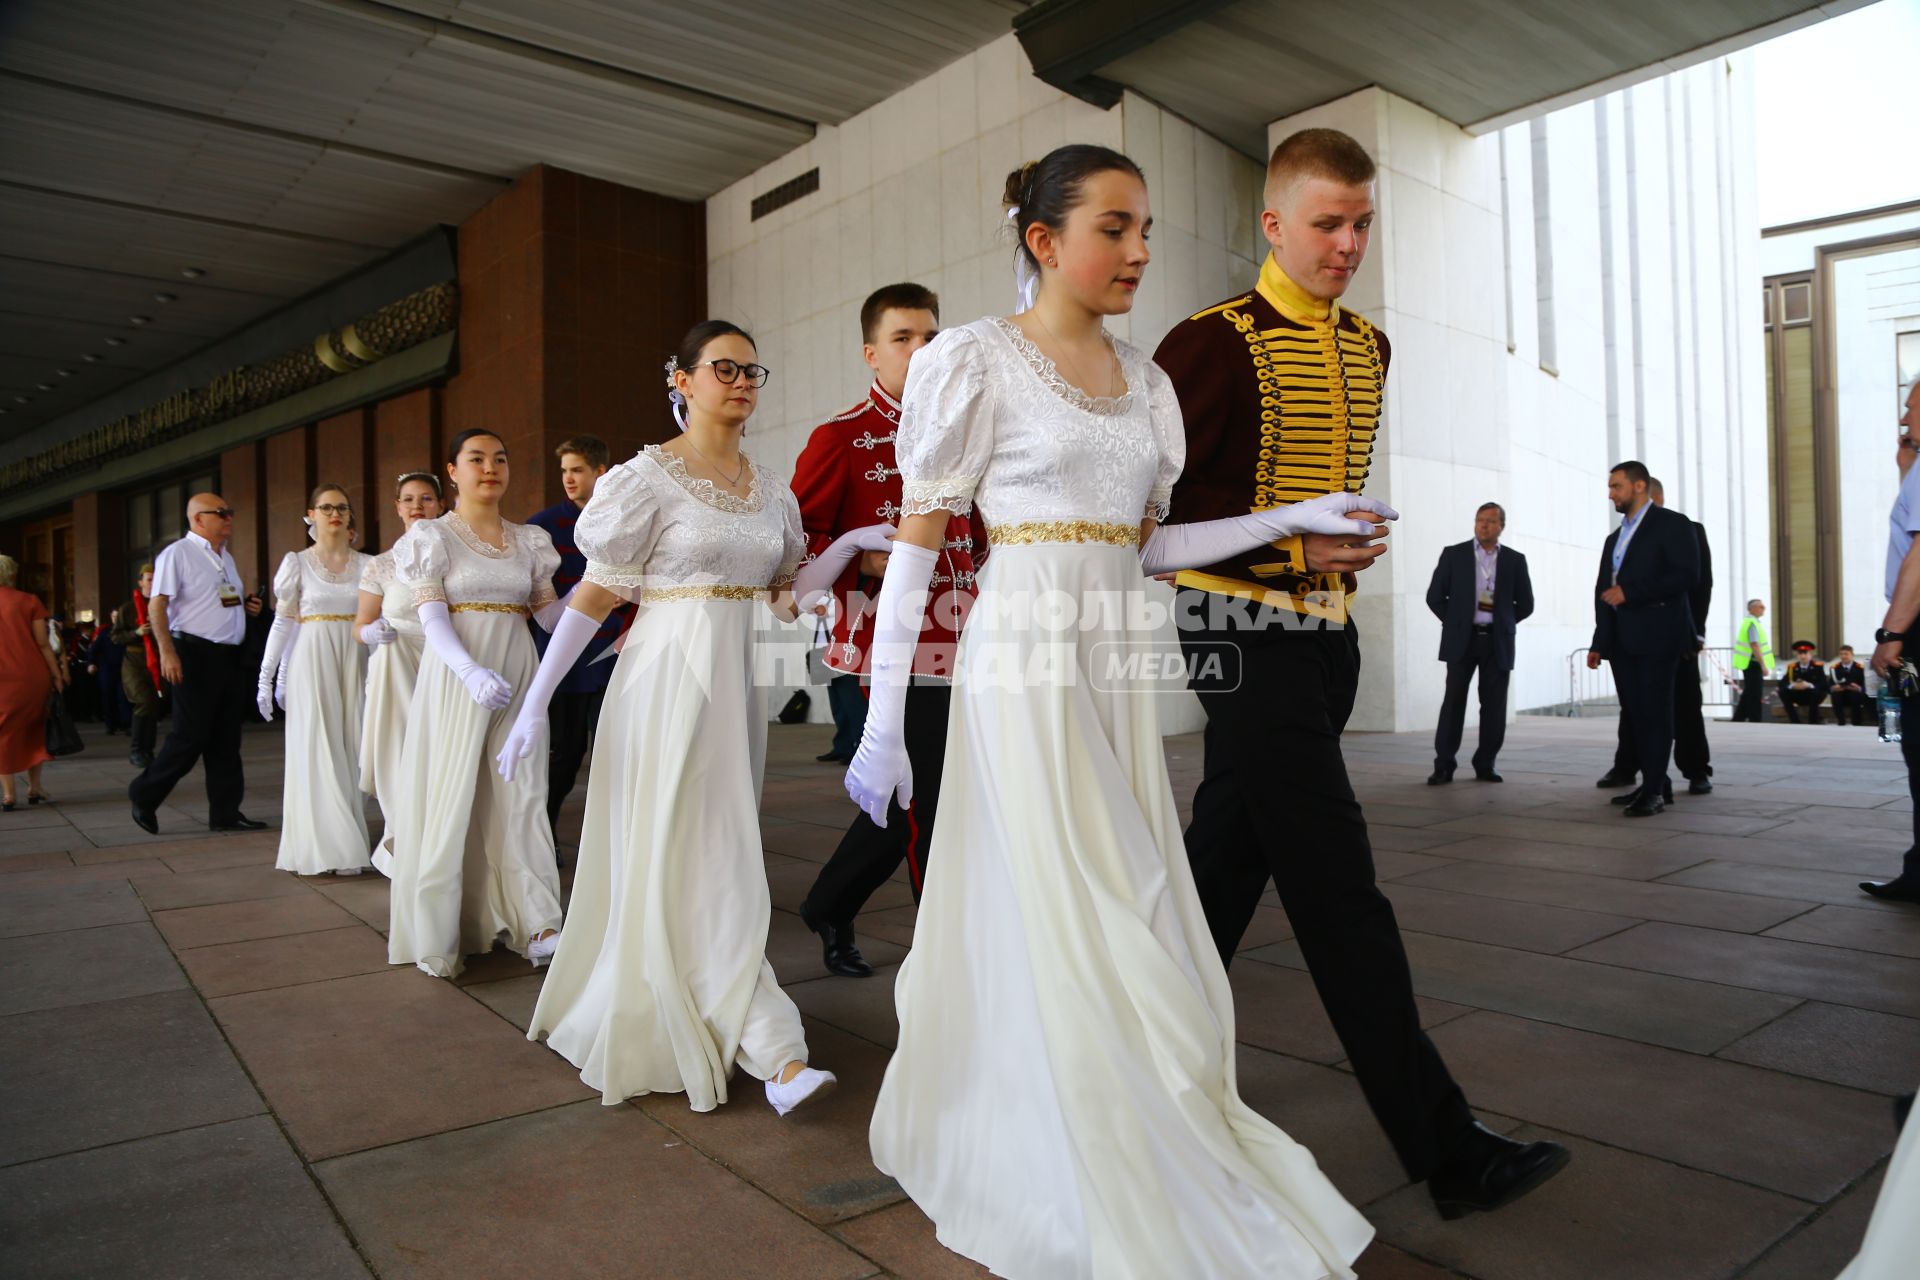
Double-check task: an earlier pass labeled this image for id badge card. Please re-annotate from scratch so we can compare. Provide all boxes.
[1477,589,1494,611]
[218,582,242,608]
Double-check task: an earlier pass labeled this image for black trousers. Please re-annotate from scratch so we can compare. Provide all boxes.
[1831,688,1873,726]
[1898,688,1920,884]
[826,673,866,758]
[1433,630,1510,774]
[1610,649,1686,795]
[1180,602,1473,1181]
[129,636,247,823]
[1733,664,1768,722]
[546,689,605,829]
[1781,688,1826,724]
[801,682,950,928]
[1614,652,1711,782]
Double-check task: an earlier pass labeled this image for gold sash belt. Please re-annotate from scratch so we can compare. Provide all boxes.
[987,520,1140,547]
[298,614,355,623]
[450,602,529,616]
[639,584,767,603]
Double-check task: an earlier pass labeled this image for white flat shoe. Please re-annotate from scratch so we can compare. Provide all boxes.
[527,931,560,967]
[765,1066,837,1116]
[334,867,365,877]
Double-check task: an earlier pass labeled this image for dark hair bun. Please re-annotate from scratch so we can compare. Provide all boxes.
[1002,160,1038,209]
[1003,145,1144,274]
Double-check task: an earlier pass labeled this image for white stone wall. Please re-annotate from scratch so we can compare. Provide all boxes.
[706,34,1263,730]
[1268,64,1767,731]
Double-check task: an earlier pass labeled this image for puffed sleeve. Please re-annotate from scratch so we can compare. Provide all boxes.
[358,552,392,594]
[271,551,302,614]
[770,483,806,589]
[1143,357,1187,522]
[575,460,661,595]
[392,518,452,605]
[520,523,560,608]
[897,324,994,517]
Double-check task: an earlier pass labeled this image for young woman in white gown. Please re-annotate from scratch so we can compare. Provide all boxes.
[846,146,1396,1279]
[257,484,371,876]
[497,321,837,1116]
[355,471,443,874]
[388,430,564,978]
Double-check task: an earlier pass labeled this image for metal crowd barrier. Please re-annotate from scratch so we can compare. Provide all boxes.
[1563,646,1740,717]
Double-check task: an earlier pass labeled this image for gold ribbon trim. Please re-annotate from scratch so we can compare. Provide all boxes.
[987,520,1140,547]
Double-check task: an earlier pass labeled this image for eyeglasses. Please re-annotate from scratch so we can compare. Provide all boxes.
[194,508,235,520]
[313,504,352,516]
[691,359,770,388]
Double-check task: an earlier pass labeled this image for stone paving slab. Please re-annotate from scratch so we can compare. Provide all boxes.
[1390,833,1711,881]
[211,967,595,1160]
[0,877,147,938]
[1736,1167,1886,1280]
[827,1201,991,1279]
[0,988,265,1166]
[178,924,395,998]
[1231,955,1473,1065]
[152,891,362,950]
[133,864,312,911]
[1379,883,1637,954]
[1427,1012,1892,1202]
[0,1115,370,1280]
[1762,902,1920,958]
[0,920,186,1016]
[316,1101,878,1280]
[1715,1002,1920,1096]
[1658,860,1917,912]
[1397,861,1813,932]
[1572,922,1920,1019]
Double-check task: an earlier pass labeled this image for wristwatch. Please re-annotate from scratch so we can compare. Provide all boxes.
[1876,627,1905,644]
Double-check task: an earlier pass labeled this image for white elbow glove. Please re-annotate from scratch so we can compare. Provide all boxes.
[531,584,576,633]
[792,523,898,618]
[1138,493,1399,576]
[844,542,936,826]
[418,601,513,711]
[359,618,397,647]
[497,607,600,782]
[256,613,297,721]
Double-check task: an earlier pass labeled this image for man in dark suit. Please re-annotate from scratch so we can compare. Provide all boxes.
[1601,478,1715,795]
[1778,641,1830,723]
[1829,646,1872,726]
[1426,502,1534,783]
[1586,460,1701,817]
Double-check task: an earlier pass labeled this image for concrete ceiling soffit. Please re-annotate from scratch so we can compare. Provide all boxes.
[1014,0,1238,109]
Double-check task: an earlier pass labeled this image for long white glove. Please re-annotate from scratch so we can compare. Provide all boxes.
[256,613,297,721]
[845,542,936,826]
[1138,492,1400,576]
[417,600,513,710]
[792,523,898,617]
[360,618,397,647]
[496,607,600,781]
[531,584,576,633]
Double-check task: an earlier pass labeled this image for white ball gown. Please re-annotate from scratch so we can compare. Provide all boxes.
[387,512,565,978]
[527,445,814,1109]
[1837,1092,1916,1279]
[870,319,1373,1280]
[271,546,372,875]
[357,549,424,874]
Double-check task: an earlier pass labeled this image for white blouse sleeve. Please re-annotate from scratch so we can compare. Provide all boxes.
[393,519,453,605]
[772,484,806,589]
[575,461,661,595]
[358,553,393,594]
[520,523,561,608]
[271,552,302,614]
[897,324,995,518]
[1144,357,1187,522]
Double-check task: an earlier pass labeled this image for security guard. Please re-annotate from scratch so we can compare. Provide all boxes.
[1731,599,1774,722]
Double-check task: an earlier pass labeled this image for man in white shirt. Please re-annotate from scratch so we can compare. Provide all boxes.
[1866,380,1920,904]
[129,493,267,834]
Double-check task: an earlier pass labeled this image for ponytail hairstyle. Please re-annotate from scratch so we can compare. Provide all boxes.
[1002,144,1145,308]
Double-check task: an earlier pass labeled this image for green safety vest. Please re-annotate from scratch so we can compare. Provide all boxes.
[1733,616,1773,670]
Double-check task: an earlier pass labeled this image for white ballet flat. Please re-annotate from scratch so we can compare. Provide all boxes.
[765,1066,837,1116]
[334,867,365,877]
[527,931,560,967]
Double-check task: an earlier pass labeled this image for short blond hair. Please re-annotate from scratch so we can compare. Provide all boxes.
[0,553,16,588]
[1265,128,1377,210]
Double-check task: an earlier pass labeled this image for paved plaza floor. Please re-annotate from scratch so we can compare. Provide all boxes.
[2,711,1916,1279]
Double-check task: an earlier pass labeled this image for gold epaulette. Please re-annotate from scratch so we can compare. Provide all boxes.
[1188,294,1254,324]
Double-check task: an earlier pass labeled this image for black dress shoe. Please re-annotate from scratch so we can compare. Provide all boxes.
[210,814,268,831]
[818,923,874,978]
[1688,777,1713,795]
[1860,877,1920,904]
[1426,769,1454,785]
[130,804,158,835]
[815,751,851,764]
[1474,770,1503,783]
[129,750,152,769]
[1624,792,1666,817]
[1611,783,1673,805]
[1430,1124,1572,1220]
[1595,768,1638,788]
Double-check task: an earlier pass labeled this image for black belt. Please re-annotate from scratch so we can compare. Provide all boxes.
[1471,623,1493,634]
[173,632,240,648]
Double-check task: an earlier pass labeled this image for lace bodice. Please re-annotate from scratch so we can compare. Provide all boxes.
[896,318,1184,528]
[273,547,370,620]
[359,550,422,635]
[393,512,560,609]
[577,445,806,598]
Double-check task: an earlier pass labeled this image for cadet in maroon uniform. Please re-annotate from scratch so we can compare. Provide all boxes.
[790,283,980,977]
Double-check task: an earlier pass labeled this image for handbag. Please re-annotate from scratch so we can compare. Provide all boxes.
[44,690,84,757]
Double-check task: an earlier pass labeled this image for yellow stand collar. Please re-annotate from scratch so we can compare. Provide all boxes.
[1256,253,1338,326]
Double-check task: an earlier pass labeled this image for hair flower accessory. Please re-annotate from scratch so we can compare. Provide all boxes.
[1007,205,1040,312]
[663,355,688,432]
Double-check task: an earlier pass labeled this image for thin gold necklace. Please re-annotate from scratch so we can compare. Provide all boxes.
[684,436,747,489]
[1032,309,1115,399]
